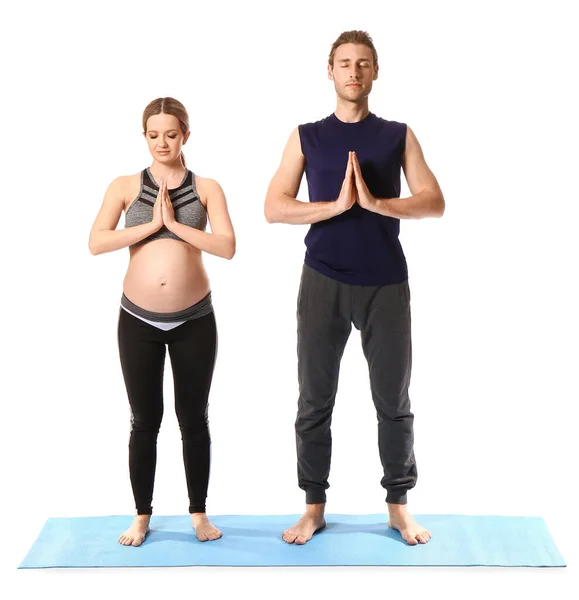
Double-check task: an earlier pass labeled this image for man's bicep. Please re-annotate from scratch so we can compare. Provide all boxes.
[270,127,306,198]
[401,126,441,196]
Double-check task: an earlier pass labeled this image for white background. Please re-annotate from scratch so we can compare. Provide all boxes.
[2,0,577,597]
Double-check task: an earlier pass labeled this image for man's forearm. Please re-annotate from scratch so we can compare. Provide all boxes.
[265,194,340,225]
[373,189,445,219]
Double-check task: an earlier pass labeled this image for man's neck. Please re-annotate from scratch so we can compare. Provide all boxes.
[334,100,370,123]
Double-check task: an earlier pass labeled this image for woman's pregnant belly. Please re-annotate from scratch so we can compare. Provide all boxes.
[123,239,210,312]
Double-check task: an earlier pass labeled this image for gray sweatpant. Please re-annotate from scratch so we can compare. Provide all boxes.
[296,263,417,505]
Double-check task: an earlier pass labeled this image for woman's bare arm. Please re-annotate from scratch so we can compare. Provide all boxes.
[167,177,236,260]
[88,176,161,255]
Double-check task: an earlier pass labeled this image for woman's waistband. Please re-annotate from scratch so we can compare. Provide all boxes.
[120,292,213,323]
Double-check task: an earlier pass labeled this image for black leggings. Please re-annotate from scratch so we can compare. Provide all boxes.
[117,308,217,515]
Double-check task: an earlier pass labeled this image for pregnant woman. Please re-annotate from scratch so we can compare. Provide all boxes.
[89,97,236,546]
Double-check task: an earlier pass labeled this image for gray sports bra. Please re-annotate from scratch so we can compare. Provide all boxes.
[125,167,207,247]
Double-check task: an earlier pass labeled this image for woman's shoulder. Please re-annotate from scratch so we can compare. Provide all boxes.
[105,171,143,208]
[107,171,142,190]
[193,174,223,196]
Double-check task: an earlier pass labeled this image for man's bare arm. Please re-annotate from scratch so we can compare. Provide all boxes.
[372,126,445,219]
[264,128,345,225]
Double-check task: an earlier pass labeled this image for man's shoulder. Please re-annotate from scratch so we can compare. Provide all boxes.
[372,113,407,131]
[298,114,333,132]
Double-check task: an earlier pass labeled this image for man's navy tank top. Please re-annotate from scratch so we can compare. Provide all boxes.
[298,112,408,286]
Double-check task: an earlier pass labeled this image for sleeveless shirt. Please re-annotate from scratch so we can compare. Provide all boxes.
[298,112,408,285]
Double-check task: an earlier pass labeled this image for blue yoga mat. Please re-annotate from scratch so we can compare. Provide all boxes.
[19,514,565,568]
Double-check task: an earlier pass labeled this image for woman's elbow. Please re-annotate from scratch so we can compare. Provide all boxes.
[431,193,445,218]
[88,236,101,255]
[224,237,236,260]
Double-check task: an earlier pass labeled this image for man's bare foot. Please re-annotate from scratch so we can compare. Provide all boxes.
[118,515,151,547]
[387,504,431,545]
[282,504,326,545]
[191,513,222,542]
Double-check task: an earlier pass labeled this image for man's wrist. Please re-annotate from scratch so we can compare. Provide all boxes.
[329,201,343,217]
[372,197,393,217]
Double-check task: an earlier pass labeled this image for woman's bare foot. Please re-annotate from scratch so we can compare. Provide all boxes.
[118,515,151,547]
[191,513,222,542]
[387,504,431,545]
[282,504,326,545]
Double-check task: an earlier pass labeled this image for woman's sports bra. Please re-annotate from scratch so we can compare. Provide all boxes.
[125,167,207,247]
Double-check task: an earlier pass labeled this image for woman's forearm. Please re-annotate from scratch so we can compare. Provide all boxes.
[169,222,236,259]
[89,222,159,255]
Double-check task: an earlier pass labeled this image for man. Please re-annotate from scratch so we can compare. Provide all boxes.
[264,30,444,546]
